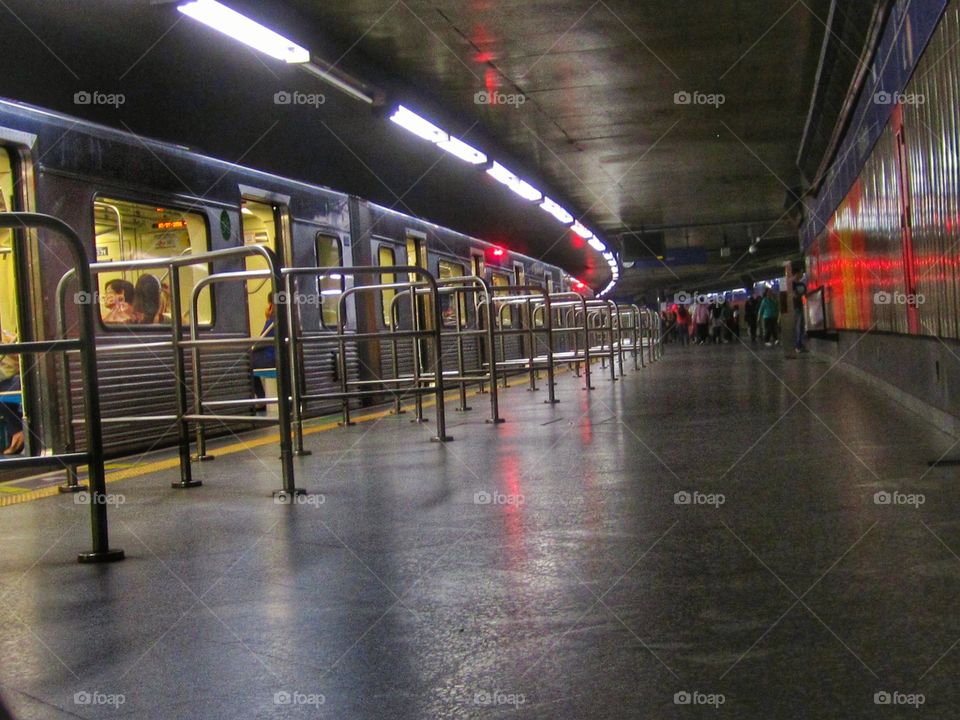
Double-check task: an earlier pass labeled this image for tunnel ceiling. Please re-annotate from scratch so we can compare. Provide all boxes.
[0,0,831,297]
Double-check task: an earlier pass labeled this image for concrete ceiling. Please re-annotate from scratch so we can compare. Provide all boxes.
[0,0,831,296]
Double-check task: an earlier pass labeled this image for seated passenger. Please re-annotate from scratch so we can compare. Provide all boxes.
[102,278,135,324]
[0,329,23,455]
[251,294,276,403]
[132,274,163,324]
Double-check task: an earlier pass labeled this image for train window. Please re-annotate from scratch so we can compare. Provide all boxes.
[438,259,467,328]
[316,234,343,328]
[93,197,211,327]
[471,251,485,281]
[405,232,428,281]
[513,263,525,288]
[378,245,396,326]
[491,271,512,327]
[0,149,17,340]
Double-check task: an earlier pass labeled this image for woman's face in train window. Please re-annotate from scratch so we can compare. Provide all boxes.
[104,287,118,309]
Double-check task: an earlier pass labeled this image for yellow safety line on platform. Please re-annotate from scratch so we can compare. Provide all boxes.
[0,368,584,508]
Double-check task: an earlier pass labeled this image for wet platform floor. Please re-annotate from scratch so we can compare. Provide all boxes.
[2,343,960,719]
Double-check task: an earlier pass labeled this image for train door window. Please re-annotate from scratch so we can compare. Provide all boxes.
[513,263,525,289]
[492,271,512,327]
[379,245,396,327]
[547,276,555,294]
[438,259,467,328]
[93,197,211,327]
[0,148,17,342]
[316,233,343,328]
[405,231,428,281]
[471,251,485,281]
[241,198,284,341]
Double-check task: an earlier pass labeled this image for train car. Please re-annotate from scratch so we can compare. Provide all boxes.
[0,99,571,459]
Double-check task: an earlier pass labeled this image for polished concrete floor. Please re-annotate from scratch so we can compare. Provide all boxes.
[2,343,960,719]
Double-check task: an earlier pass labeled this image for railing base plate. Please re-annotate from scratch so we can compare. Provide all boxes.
[191,454,215,462]
[171,480,203,489]
[431,435,454,443]
[78,548,125,564]
[294,450,313,457]
[58,484,88,494]
[486,418,506,424]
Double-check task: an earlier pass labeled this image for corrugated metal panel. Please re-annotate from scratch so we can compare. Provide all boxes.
[67,335,254,454]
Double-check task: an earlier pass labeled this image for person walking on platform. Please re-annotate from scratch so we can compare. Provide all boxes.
[692,301,710,345]
[792,269,808,353]
[673,303,690,346]
[744,293,760,342]
[710,301,725,344]
[759,288,780,346]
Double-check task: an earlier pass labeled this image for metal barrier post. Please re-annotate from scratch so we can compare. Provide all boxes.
[0,213,123,563]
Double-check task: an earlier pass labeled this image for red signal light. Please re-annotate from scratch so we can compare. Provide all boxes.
[492,247,506,257]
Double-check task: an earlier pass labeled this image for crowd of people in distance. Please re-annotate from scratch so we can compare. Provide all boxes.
[101,275,169,325]
[660,271,808,352]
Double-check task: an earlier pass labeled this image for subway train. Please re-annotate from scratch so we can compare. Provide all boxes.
[0,99,577,458]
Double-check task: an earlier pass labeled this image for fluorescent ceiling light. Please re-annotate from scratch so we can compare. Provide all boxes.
[300,62,373,104]
[178,0,310,63]
[588,237,606,252]
[390,106,448,143]
[437,136,487,164]
[540,197,573,224]
[603,252,615,261]
[486,162,542,202]
[571,221,594,240]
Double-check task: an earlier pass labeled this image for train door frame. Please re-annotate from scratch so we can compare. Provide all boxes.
[404,229,431,367]
[240,189,293,343]
[0,130,47,451]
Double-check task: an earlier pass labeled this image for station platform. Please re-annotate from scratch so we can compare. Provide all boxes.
[2,345,959,719]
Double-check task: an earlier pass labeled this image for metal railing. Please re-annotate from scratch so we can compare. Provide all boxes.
[283,265,453,445]
[57,244,302,498]
[0,212,123,563]
[392,275,506,423]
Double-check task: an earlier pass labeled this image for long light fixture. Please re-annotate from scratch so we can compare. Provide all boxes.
[299,62,374,104]
[437,136,487,164]
[539,197,573,224]
[177,0,310,63]
[486,162,542,202]
[588,237,606,252]
[389,106,448,143]
[571,221,593,239]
